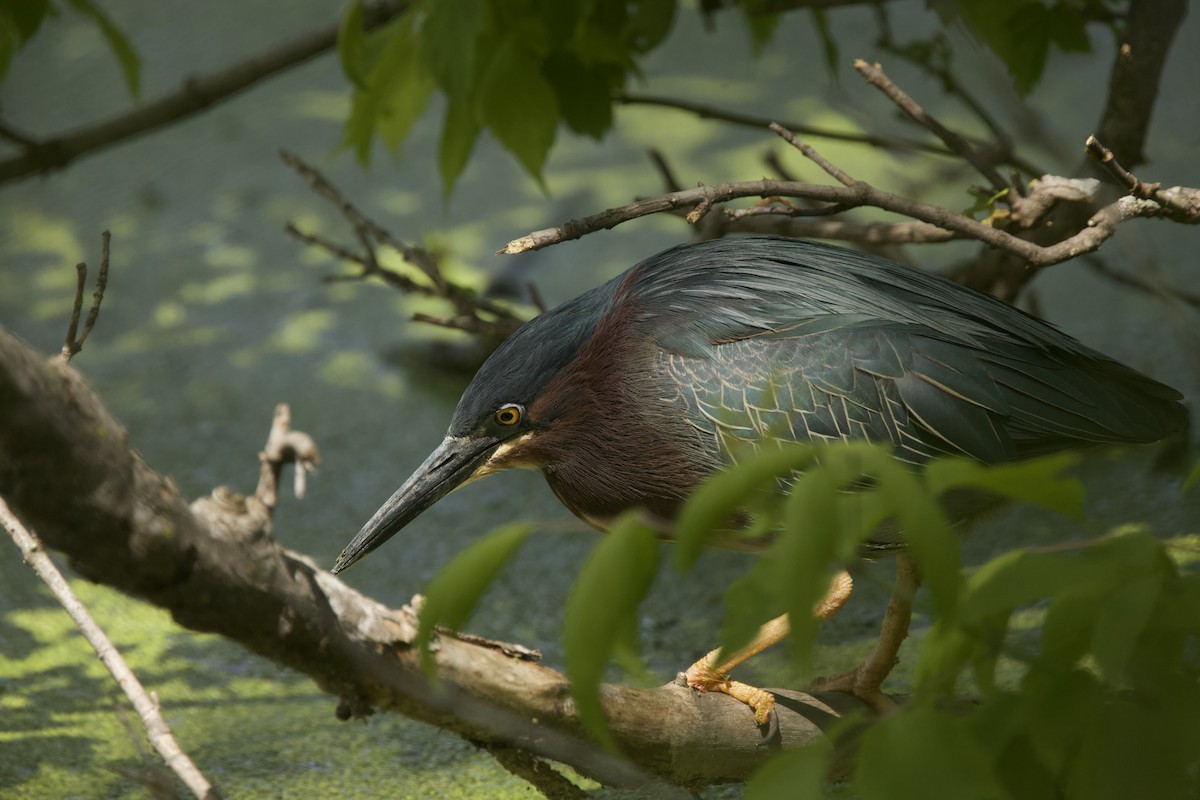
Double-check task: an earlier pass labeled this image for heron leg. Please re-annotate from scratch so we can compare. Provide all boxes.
[683,570,854,726]
[810,553,919,713]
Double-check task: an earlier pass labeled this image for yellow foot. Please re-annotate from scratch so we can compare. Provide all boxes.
[810,664,898,714]
[683,662,776,726]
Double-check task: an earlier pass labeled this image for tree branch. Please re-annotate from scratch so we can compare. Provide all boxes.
[853,60,1009,193]
[1,498,222,800]
[281,150,526,340]
[0,327,871,791]
[499,173,1185,266]
[61,231,110,362]
[615,91,1047,181]
[0,2,407,184]
[1094,0,1189,168]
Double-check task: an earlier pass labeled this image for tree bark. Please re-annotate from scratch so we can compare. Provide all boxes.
[0,325,867,790]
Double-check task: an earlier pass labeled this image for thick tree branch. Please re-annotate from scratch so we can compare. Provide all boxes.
[0,327,871,791]
[0,2,406,184]
[1094,0,1189,168]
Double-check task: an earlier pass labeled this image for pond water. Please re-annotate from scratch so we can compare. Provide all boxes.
[1,2,1196,797]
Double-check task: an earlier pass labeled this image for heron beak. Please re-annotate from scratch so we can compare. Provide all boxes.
[332,434,501,575]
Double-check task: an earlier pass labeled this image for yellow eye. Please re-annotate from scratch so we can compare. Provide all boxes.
[494,404,523,426]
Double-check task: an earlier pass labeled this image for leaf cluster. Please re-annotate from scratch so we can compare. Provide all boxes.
[937,0,1110,95]
[0,0,138,97]
[339,0,675,193]
[417,442,1200,796]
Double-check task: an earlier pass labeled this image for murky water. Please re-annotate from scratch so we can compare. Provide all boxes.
[1,2,1196,797]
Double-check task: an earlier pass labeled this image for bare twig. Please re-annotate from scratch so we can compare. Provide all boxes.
[255,404,320,511]
[281,150,526,339]
[1085,255,1200,311]
[0,2,408,184]
[854,59,1010,193]
[770,122,857,186]
[647,148,684,193]
[0,120,38,148]
[1085,136,1200,225]
[62,231,110,363]
[109,698,185,799]
[0,498,222,800]
[1085,135,1157,197]
[617,92,1043,179]
[720,216,963,244]
[499,175,1180,266]
[871,14,1016,165]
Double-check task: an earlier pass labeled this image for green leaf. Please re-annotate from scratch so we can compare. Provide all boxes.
[628,0,676,53]
[855,707,1005,799]
[948,0,1092,94]
[422,0,486,96]
[913,620,976,698]
[745,742,830,799]
[438,95,481,197]
[477,35,559,183]
[0,0,50,82]
[343,15,436,164]
[1039,586,1098,666]
[673,445,817,571]
[542,52,615,139]
[337,0,370,87]
[64,0,139,97]
[1090,572,1161,684]
[739,0,781,53]
[717,561,785,664]
[1183,460,1200,493]
[415,523,532,670]
[535,0,581,43]
[876,457,960,619]
[563,514,659,749]
[809,8,839,78]
[924,452,1084,519]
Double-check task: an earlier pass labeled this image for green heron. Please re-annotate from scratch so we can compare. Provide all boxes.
[333,235,1187,720]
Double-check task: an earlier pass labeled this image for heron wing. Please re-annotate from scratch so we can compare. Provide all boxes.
[627,237,1185,462]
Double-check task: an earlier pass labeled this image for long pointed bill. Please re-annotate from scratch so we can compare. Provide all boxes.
[332,435,501,574]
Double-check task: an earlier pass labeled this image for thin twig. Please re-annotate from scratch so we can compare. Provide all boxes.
[1085,135,1200,224]
[725,201,851,220]
[721,216,963,244]
[63,264,87,359]
[854,59,1010,193]
[109,698,185,799]
[255,404,320,511]
[0,120,38,148]
[0,498,222,800]
[769,122,857,186]
[617,91,1046,179]
[646,148,684,193]
[62,230,110,363]
[1085,135,1157,197]
[499,176,1177,266]
[871,12,1016,165]
[1085,255,1200,310]
[281,150,525,339]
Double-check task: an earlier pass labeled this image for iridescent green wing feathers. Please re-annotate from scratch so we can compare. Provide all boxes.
[623,237,1186,465]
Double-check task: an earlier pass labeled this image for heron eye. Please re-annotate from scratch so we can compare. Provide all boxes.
[494,404,523,426]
